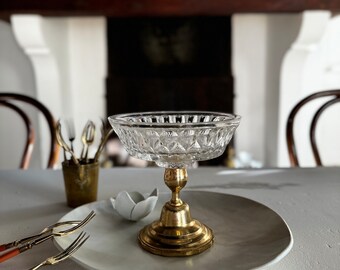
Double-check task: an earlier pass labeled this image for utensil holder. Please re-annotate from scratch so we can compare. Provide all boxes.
[62,160,99,208]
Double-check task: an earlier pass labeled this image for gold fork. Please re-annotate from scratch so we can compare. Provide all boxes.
[0,220,81,252]
[0,211,95,262]
[28,231,89,270]
[56,120,79,165]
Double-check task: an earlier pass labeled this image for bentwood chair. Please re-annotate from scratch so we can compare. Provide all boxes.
[286,90,340,167]
[0,93,59,169]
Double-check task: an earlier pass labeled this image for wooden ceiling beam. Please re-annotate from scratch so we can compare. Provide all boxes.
[0,0,337,17]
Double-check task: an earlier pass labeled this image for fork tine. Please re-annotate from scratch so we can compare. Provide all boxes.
[54,232,88,261]
[28,232,89,270]
[58,210,95,235]
[0,212,94,262]
[56,120,79,165]
[54,232,85,259]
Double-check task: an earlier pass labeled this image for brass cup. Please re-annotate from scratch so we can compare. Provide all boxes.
[62,160,99,208]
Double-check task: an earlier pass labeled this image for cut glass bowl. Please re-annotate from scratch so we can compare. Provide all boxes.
[108,111,241,168]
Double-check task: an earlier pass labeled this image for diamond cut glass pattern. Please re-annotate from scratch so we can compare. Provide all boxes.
[109,111,240,168]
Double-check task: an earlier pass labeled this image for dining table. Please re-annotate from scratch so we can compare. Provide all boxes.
[0,166,340,269]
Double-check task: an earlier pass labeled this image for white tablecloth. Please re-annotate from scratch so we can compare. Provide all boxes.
[0,167,339,269]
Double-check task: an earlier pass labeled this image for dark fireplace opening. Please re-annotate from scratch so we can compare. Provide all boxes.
[106,16,234,166]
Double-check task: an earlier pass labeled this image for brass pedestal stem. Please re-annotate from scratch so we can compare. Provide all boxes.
[138,168,214,256]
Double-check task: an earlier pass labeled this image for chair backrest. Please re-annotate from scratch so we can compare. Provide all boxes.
[286,90,340,167]
[0,93,59,169]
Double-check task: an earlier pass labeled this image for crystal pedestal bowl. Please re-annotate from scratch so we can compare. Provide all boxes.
[108,111,240,257]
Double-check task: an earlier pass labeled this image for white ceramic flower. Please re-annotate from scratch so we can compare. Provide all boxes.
[110,188,158,221]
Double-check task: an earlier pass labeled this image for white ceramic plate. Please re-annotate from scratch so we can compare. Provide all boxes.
[55,191,293,270]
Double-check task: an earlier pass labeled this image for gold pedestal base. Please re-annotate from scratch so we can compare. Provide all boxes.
[138,168,214,257]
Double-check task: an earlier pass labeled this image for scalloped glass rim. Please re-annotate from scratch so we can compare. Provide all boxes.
[108,111,241,128]
[108,111,241,168]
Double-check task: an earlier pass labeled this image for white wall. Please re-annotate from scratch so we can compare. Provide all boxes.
[0,17,106,169]
[0,20,38,169]
[278,12,340,167]
[66,18,107,159]
[232,15,267,164]
[264,14,301,166]
[232,14,300,166]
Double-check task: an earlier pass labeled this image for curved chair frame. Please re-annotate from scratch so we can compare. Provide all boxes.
[286,90,340,167]
[0,93,59,168]
[0,101,35,169]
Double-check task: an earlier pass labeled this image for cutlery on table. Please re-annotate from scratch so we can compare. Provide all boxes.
[28,231,89,270]
[80,121,95,163]
[0,220,81,252]
[100,118,111,141]
[56,120,79,165]
[0,211,95,262]
[58,118,113,164]
[94,129,114,162]
[66,118,76,152]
